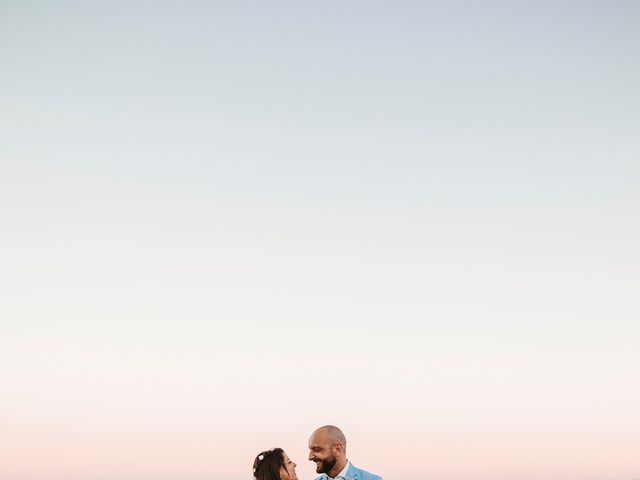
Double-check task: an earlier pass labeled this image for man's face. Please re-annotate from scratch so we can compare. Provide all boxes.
[308,431,337,474]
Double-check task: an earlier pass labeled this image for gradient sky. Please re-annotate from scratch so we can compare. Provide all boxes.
[1,2,639,480]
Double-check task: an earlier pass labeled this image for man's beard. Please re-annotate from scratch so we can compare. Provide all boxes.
[315,456,337,474]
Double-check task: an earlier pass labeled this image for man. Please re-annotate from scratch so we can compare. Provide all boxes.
[308,425,382,480]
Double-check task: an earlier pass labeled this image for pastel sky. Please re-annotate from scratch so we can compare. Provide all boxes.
[1,2,639,480]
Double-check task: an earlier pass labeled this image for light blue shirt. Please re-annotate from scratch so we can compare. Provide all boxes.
[327,460,351,480]
[315,461,382,480]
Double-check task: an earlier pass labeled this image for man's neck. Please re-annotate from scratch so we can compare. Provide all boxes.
[327,459,348,479]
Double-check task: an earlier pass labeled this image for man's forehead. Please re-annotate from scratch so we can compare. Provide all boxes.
[309,430,328,445]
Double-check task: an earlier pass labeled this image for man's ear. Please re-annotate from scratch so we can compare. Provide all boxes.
[334,442,344,455]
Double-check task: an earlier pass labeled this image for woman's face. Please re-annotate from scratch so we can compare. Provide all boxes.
[280,452,298,480]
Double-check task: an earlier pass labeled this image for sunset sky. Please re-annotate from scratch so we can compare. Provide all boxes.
[1,2,639,480]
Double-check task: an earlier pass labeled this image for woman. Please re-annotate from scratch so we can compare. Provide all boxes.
[253,447,298,480]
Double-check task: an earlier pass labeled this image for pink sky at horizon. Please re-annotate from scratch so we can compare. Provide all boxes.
[2,419,639,480]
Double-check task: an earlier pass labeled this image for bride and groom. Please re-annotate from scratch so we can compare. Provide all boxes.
[253,425,382,480]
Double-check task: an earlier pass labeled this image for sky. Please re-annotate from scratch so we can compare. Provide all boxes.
[1,1,639,480]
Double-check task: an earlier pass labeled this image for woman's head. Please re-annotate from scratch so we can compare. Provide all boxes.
[253,448,298,480]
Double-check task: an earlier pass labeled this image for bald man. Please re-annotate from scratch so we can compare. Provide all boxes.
[308,425,382,480]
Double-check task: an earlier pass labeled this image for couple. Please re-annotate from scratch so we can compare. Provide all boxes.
[252,425,382,480]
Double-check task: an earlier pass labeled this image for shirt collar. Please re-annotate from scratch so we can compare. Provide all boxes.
[326,460,350,480]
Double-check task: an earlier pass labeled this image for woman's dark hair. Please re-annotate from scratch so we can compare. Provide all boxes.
[253,448,285,480]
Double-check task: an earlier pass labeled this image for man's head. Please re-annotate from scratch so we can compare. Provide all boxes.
[308,425,347,477]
